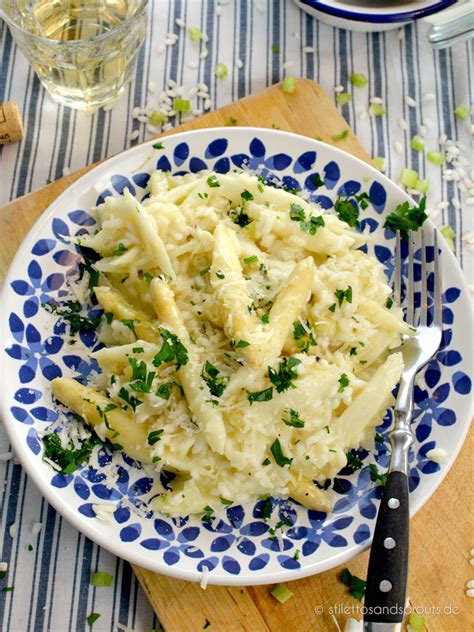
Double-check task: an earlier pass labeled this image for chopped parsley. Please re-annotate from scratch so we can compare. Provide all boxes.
[292,321,316,352]
[2,586,14,592]
[226,116,238,126]
[354,192,371,210]
[339,568,366,601]
[207,175,220,188]
[349,347,358,356]
[152,329,188,369]
[42,431,99,475]
[201,361,228,398]
[386,297,394,309]
[220,497,233,507]
[112,243,128,256]
[156,381,181,399]
[243,255,258,264]
[311,173,325,189]
[289,203,325,235]
[229,206,252,228]
[268,357,301,393]
[261,312,270,324]
[104,312,114,324]
[345,450,363,471]
[132,347,144,353]
[43,300,101,336]
[147,429,164,446]
[262,458,271,467]
[128,358,155,393]
[369,463,388,487]
[375,432,384,444]
[338,373,350,392]
[121,319,138,339]
[334,286,353,307]
[230,339,250,349]
[118,387,142,411]
[215,270,225,279]
[202,505,214,524]
[270,438,293,467]
[86,612,101,627]
[246,387,273,405]
[271,44,280,53]
[144,272,154,284]
[383,196,428,241]
[152,142,164,150]
[198,192,209,199]
[199,266,210,276]
[259,496,273,519]
[334,198,359,228]
[283,408,305,428]
[77,245,100,295]
[240,189,254,203]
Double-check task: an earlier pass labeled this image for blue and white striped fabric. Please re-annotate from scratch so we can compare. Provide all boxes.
[0,2,472,630]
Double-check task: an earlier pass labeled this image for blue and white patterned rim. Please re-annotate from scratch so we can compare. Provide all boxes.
[1,128,472,585]
[298,0,457,23]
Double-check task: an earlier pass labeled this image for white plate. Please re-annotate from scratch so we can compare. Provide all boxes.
[1,128,472,585]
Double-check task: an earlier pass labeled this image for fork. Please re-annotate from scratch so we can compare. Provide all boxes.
[363,229,443,631]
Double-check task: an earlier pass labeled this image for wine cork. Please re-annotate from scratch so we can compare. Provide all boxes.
[0,102,24,145]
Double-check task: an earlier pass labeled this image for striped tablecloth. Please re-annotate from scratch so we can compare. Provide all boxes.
[0,2,472,631]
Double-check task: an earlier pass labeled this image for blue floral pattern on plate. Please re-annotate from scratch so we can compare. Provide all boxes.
[1,129,472,584]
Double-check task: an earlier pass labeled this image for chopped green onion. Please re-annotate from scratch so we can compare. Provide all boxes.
[373,156,385,171]
[332,129,349,141]
[270,438,293,467]
[410,135,425,152]
[173,98,191,112]
[408,613,426,632]
[426,150,445,166]
[415,178,430,193]
[369,103,385,117]
[270,583,294,604]
[188,26,205,41]
[454,103,469,120]
[90,572,113,587]
[400,168,419,188]
[336,92,352,106]
[214,63,228,79]
[282,76,296,94]
[243,255,258,264]
[350,73,368,88]
[149,111,167,126]
[440,225,455,252]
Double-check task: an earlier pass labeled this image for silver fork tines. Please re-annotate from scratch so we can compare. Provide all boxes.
[392,227,443,424]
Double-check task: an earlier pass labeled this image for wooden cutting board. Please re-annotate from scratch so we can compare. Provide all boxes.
[0,80,472,632]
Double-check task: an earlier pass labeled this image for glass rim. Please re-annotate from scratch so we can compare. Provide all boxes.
[1,0,148,47]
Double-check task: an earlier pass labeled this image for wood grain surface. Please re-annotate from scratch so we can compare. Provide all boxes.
[0,79,472,632]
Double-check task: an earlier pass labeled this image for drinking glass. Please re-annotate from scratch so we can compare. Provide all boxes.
[1,0,148,110]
